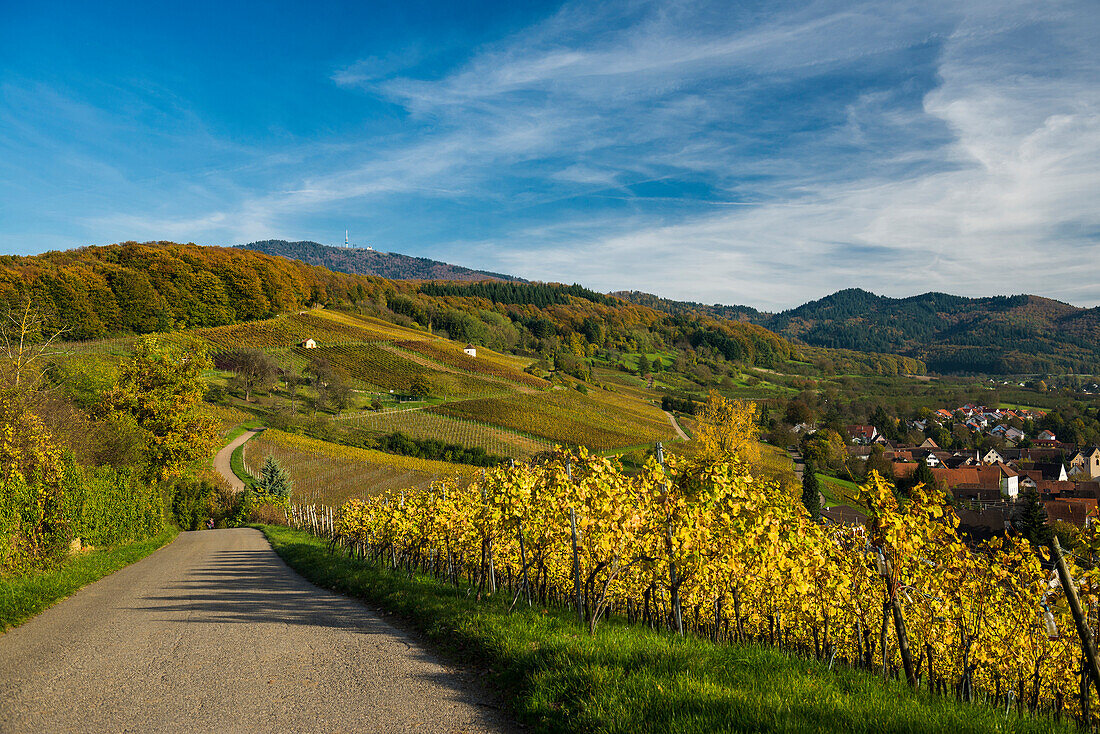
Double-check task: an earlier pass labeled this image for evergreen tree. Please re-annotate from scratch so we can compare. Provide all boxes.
[1014,489,1051,546]
[256,455,292,502]
[912,459,938,490]
[801,460,822,520]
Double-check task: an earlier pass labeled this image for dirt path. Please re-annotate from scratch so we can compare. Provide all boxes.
[0,529,513,734]
[214,428,263,492]
[664,410,689,441]
[788,449,805,481]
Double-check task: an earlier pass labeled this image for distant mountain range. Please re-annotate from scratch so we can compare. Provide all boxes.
[238,240,523,283]
[19,238,1090,376]
[229,242,1100,375]
[618,288,1100,375]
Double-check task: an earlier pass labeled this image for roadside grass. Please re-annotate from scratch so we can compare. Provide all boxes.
[262,525,1070,734]
[231,437,257,484]
[0,527,178,632]
[223,419,265,447]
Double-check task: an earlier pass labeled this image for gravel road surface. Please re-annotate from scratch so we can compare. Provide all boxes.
[663,410,689,441]
[214,428,262,492]
[0,529,513,733]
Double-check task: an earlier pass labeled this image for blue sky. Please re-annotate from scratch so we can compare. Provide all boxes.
[1,0,1097,310]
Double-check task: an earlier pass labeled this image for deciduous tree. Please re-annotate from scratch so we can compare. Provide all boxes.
[693,392,760,464]
[107,335,217,481]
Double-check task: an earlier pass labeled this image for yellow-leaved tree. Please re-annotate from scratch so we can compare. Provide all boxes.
[693,392,760,465]
[107,335,218,481]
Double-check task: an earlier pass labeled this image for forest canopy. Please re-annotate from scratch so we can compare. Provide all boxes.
[0,242,390,340]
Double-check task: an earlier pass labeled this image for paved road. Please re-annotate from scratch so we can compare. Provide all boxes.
[0,529,513,734]
[214,428,263,492]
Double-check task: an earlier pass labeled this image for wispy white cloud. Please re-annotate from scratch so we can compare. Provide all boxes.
[6,0,1096,311]
[479,2,1100,309]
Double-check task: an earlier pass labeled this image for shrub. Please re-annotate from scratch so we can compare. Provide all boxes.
[68,464,162,545]
[166,477,217,531]
[2,459,165,575]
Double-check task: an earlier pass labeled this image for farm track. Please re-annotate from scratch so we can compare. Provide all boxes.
[0,529,513,734]
[214,428,263,492]
[664,410,689,441]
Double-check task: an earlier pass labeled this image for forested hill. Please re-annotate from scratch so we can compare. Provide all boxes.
[611,290,760,322]
[621,287,1100,375]
[766,288,1100,374]
[238,240,522,282]
[0,242,393,339]
[0,240,811,372]
[1,241,922,376]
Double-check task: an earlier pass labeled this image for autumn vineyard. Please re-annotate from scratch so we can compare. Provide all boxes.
[282,404,1100,726]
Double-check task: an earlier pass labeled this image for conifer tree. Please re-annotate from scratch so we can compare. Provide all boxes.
[256,455,292,502]
[1014,489,1051,546]
[801,460,822,520]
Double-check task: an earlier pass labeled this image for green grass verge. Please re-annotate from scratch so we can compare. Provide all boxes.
[231,438,257,485]
[998,403,1046,412]
[818,472,863,507]
[260,525,1069,734]
[0,527,178,632]
[222,419,264,446]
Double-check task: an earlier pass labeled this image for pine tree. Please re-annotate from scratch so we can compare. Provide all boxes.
[802,460,822,520]
[912,459,938,490]
[1014,489,1051,546]
[256,455,293,502]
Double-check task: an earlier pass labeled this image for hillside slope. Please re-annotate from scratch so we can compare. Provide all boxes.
[618,288,1100,375]
[611,290,760,322]
[3,242,922,379]
[766,289,1100,374]
[238,240,522,282]
[0,241,390,339]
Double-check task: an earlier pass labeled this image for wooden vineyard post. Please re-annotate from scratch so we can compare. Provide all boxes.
[877,549,917,689]
[568,461,584,625]
[481,483,496,594]
[656,442,683,636]
[570,507,584,625]
[1051,537,1100,698]
[443,483,457,588]
[518,522,531,607]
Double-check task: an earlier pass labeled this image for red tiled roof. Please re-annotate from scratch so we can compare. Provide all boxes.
[932,464,1015,489]
[1045,498,1098,528]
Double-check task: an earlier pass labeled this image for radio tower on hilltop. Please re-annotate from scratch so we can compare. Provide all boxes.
[345,230,349,248]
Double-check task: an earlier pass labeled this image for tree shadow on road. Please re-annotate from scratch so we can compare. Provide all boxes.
[133,547,403,635]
